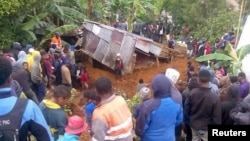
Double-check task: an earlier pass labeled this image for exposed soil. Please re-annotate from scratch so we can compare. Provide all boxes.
[76,45,198,141]
[86,46,198,98]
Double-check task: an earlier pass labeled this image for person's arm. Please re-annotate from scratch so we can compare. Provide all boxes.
[56,112,68,138]
[91,118,108,141]
[65,69,72,85]
[20,100,53,141]
[176,106,183,126]
[212,98,222,125]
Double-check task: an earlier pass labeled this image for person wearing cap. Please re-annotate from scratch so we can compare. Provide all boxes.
[51,32,62,49]
[114,53,124,81]
[135,74,183,141]
[58,115,88,141]
[133,87,151,119]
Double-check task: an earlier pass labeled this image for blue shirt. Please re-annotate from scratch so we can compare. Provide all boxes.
[85,102,96,124]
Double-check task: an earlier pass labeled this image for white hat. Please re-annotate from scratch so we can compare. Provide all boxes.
[116,53,121,57]
[28,48,34,53]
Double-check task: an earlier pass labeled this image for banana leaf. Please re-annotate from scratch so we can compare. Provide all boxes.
[21,13,48,31]
[237,44,250,61]
[195,53,233,62]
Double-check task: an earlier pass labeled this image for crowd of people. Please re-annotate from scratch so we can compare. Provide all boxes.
[0,20,249,141]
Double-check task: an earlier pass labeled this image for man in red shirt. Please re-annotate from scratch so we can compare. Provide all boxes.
[114,53,124,81]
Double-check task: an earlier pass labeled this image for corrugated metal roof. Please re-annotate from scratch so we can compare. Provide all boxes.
[93,39,109,62]
[82,20,165,73]
[83,22,93,31]
[84,31,100,54]
[97,27,112,42]
[111,30,124,44]
[120,35,136,72]
[103,42,121,68]
[149,43,162,56]
[135,39,150,53]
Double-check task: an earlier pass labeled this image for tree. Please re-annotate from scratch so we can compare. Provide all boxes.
[0,0,87,48]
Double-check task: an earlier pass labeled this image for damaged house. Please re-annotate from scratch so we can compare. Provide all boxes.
[80,20,170,74]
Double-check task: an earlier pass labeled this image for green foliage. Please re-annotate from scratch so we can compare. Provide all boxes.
[0,0,21,16]
[126,94,140,112]
[195,43,250,75]
[195,53,233,62]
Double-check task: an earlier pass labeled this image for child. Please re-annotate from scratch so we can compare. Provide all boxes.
[136,79,148,93]
[83,90,96,126]
[39,85,71,141]
[133,87,151,119]
[57,115,88,141]
[81,67,89,89]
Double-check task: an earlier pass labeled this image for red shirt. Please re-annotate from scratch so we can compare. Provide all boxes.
[205,43,211,54]
[81,72,88,83]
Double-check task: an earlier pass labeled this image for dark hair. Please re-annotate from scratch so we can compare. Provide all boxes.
[230,76,238,83]
[53,85,71,99]
[95,77,112,95]
[0,56,12,86]
[198,69,210,83]
[83,89,96,99]
[23,62,28,65]
[139,79,144,83]
[227,84,240,102]
[91,92,101,102]
[238,72,246,78]
[188,77,199,90]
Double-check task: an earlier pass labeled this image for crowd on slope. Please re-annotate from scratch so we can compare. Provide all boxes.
[0,23,249,141]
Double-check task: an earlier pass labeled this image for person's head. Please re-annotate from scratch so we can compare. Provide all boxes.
[52,85,71,107]
[238,72,246,82]
[116,53,121,60]
[151,74,172,98]
[0,56,12,88]
[91,91,101,105]
[62,57,70,67]
[77,63,82,69]
[188,77,199,90]
[83,89,96,103]
[227,84,240,102]
[65,115,88,135]
[230,76,238,83]
[0,49,3,55]
[22,62,28,70]
[198,69,211,86]
[187,61,192,66]
[55,32,60,38]
[139,87,151,102]
[139,79,144,84]
[95,77,112,98]
[176,80,186,93]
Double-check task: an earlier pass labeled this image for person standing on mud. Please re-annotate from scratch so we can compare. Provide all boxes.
[114,53,124,82]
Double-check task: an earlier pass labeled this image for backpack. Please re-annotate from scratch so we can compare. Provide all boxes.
[0,99,28,141]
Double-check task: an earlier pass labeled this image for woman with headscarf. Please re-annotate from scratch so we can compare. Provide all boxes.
[135,74,183,141]
[221,84,241,125]
[12,50,27,69]
[218,76,232,101]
